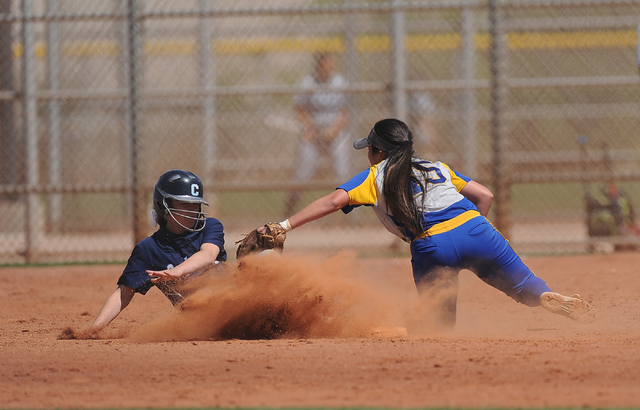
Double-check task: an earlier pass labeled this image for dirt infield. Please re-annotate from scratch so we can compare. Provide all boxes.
[2,251,640,409]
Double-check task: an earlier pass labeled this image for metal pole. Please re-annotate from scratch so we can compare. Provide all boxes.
[488,0,511,237]
[391,0,407,121]
[118,0,133,231]
[578,135,590,235]
[344,0,357,173]
[22,0,40,262]
[460,8,478,177]
[47,0,62,232]
[636,23,640,74]
[127,0,146,244]
[199,0,217,211]
[0,0,17,194]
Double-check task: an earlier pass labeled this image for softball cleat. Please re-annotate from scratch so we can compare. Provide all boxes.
[540,292,596,323]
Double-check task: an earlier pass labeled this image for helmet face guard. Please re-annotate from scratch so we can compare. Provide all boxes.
[153,170,209,232]
[162,195,208,232]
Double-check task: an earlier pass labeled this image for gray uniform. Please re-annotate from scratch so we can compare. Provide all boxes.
[293,73,349,181]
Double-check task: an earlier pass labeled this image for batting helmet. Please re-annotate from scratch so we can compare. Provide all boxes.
[153,169,209,232]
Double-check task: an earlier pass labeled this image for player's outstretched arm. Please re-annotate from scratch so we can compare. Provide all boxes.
[148,243,220,283]
[460,180,493,217]
[92,285,135,329]
[254,189,349,242]
[288,189,350,230]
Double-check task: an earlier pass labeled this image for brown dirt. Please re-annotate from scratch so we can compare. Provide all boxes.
[2,251,640,409]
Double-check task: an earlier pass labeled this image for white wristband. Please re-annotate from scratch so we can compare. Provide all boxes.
[279,219,292,232]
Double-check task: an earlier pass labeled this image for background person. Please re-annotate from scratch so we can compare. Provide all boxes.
[91,169,227,331]
[285,52,350,216]
[262,118,596,328]
[408,91,438,156]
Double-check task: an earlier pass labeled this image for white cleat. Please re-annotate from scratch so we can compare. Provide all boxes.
[540,292,596,323]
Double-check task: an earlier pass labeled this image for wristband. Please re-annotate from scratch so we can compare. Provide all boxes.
[279,219,292,232]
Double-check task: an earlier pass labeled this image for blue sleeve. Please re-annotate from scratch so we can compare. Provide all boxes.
[117,243,154,295]
[340,196,360,215]
[203,218,227,262]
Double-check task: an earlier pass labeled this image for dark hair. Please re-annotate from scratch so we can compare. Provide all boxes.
[374,118,428,236]
[314,52,334,66]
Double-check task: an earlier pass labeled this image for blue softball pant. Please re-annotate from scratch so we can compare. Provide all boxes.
[410,216,551,327]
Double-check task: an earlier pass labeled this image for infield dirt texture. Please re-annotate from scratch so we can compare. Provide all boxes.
[2,251,640,408]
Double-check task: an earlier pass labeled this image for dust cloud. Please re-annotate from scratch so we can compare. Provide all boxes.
[130,251,453,342]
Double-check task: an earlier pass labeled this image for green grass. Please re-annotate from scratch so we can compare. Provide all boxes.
[215,181,640,222]
[0,260,127,268]
[511,181,640,219]
[45,181,640,229]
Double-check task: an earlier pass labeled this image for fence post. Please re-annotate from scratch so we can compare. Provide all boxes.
[488,0,511,237]
[344,0,357,175]
[0,0,17,194]
[127,0,146,244]
[460,8,478,178]
[22,0,42,262]
[391,0,407,122]
[637,23,640,74]
[199,0,218,212]
[47,0,62,232]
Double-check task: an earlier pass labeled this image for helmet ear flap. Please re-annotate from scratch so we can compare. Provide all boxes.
[153,201,168,227]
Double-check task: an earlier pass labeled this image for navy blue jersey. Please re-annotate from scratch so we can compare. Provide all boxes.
[117,217,226,304]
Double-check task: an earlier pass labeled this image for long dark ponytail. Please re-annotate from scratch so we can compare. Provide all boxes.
[374,119,428,236]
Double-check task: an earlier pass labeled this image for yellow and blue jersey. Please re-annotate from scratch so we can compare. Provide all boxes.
[338,159,480,242]
[338,158,550,318]
[339,156,553,321]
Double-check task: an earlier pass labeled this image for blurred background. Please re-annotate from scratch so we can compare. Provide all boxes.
[0,0,639,263]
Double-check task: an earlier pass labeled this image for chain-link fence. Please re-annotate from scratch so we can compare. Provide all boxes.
[0,0,639,263]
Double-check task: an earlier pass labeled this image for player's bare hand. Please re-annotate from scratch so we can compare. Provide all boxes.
[147,269,181,283]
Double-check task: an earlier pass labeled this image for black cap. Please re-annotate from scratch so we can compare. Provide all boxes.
[353,127,400,152]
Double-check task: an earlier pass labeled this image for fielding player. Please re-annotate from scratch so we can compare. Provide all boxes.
[261,118,596,328]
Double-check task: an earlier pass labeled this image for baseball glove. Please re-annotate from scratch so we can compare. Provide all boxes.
[235,222,287,259]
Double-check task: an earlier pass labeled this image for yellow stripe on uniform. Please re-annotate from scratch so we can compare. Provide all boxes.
[347,166,380,206]
[440,162,468,192]
[414,210,481,240]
